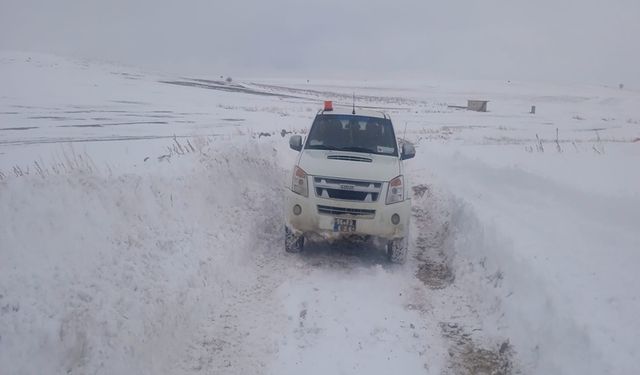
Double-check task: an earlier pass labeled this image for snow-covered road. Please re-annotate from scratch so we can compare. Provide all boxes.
[1,52,639,374]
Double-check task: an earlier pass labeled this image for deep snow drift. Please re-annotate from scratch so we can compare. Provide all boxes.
[1,52,639,374]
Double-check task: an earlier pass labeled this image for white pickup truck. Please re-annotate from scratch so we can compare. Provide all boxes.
[284,102,415,263]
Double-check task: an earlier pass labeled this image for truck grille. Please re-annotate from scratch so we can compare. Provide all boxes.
[313,177,382,202]
[317,205,376,219]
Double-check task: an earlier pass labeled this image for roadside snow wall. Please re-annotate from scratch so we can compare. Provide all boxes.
[0,140,286,375]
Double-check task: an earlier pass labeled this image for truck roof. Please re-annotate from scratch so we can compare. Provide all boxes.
[319,106,388,119]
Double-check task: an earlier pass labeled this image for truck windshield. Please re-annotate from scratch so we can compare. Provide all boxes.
[305,114,398,156]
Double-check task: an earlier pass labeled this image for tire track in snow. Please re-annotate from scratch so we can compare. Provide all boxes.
[409,183,516,374]
[411,183,455,290]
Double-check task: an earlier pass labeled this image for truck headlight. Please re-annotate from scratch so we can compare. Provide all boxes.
[386,175,404,204]
[291,166,308,197]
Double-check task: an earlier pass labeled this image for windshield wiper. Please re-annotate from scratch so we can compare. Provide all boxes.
[306,144,340,151]
[337,146,376,154]
[308,145,394,155]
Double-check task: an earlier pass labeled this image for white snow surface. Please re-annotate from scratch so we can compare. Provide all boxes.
[1,51,639,374]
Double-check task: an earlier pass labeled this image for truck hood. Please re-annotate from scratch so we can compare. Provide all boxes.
[298,150,401,182]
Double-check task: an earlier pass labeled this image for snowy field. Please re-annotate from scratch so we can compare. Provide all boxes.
[1,52,639,375]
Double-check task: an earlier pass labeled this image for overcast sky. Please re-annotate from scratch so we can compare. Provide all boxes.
[1,0,639,85]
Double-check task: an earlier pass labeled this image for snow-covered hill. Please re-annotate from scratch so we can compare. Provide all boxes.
[1,52,639,374]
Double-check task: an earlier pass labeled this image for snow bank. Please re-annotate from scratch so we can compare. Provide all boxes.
[0,140,287,375]
[416,144,640,374]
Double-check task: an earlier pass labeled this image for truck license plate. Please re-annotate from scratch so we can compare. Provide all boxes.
[334,218,356,233]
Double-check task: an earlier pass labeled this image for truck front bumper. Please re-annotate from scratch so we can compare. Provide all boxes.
[284,189,410,241]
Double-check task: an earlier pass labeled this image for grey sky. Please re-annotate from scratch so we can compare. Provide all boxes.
[1,0,639,85]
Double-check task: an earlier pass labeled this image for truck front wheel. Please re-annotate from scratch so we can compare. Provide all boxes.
[285,226,304,253]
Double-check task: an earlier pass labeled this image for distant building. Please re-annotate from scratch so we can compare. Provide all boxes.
[467,100,488,112]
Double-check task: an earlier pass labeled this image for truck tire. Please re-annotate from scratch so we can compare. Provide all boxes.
[285,226,304,253]
[387,238,407,264]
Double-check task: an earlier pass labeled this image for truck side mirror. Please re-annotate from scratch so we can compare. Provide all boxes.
[401,143,415,160]
[289,135,303,152]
